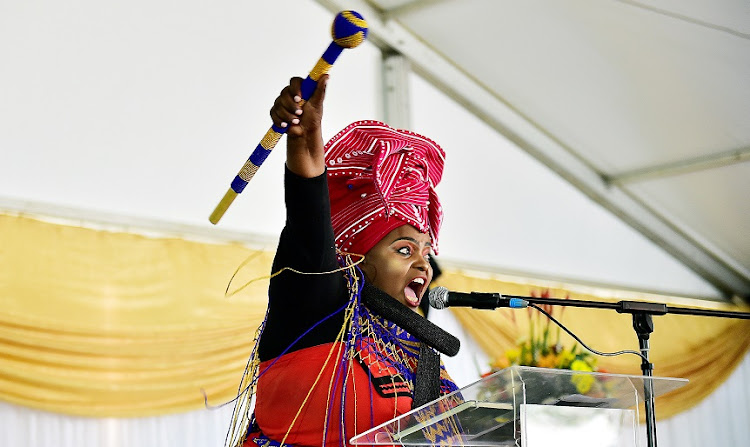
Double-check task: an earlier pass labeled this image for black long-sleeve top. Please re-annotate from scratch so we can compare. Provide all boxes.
[257,167,349,362]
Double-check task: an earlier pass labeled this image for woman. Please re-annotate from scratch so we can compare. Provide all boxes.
[227,74,460,447]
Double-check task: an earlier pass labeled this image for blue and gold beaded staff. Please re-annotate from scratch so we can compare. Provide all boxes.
[209,10,369,224]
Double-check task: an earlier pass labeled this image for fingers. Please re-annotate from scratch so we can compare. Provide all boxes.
[270,77,304,130]
[308,74,328,108]
[294,75,327,135]
[269,75,328,139]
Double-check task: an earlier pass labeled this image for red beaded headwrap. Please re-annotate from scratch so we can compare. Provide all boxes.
[325,120,445,256]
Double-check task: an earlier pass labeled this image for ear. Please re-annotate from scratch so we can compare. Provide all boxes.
[360,259,377,283]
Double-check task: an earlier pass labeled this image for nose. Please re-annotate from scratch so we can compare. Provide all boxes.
[413,254,430,272]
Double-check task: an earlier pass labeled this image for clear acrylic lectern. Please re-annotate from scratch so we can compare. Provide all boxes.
[350,366,687,447]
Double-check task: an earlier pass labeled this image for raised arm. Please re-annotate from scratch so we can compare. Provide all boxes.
[269,75,329,178]
[258,75,347,361]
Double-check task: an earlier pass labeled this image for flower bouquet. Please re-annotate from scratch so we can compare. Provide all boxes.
[484,290,604,396]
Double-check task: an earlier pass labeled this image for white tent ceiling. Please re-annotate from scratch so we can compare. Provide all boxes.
[315,0,750,301]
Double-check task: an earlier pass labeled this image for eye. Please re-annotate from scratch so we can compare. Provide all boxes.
[423,253,431,262]
[396,246,412,256]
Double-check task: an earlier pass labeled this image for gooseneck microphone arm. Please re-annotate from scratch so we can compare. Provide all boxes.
[501,293,750,320]
[432,287,749,447]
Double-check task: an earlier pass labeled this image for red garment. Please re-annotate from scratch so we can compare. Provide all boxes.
[244,342,412,447]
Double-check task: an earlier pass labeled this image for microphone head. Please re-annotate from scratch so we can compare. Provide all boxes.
[428,286,449,309]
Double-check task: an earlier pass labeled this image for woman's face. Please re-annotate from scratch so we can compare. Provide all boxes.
[361,225,433,310]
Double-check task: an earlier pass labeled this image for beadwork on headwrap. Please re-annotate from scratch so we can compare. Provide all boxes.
[325,120,446,256]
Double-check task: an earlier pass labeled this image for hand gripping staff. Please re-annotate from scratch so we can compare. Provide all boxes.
[209,11,369,224]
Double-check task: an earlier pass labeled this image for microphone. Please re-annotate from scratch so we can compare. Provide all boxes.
[429,286,528,310]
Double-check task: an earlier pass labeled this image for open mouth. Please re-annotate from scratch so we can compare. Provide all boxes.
[403,277,427,307]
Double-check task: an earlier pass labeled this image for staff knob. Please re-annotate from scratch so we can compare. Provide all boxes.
[332,10,369,49]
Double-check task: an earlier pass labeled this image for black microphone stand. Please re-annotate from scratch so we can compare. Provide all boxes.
[495,294,749,447]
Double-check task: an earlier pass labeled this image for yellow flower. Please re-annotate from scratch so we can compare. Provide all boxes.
[490,356,510,370]
[570,359,593,372]
[505,348,520,364]
[555,350,576,369]
[537,353,557,368]
[570,359,595,394]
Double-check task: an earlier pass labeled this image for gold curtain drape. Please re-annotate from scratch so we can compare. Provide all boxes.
[0,213,272,417]
[1,213,748,418]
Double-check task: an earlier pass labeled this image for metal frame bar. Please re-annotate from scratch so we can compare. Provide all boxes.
[381,0,453,21]
[606,146,750,185]
[382,52,412,129]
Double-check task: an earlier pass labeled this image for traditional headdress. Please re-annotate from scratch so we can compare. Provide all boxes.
[325,120,446,256]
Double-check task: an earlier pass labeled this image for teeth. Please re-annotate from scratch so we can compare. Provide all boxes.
[412,278,425,285]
